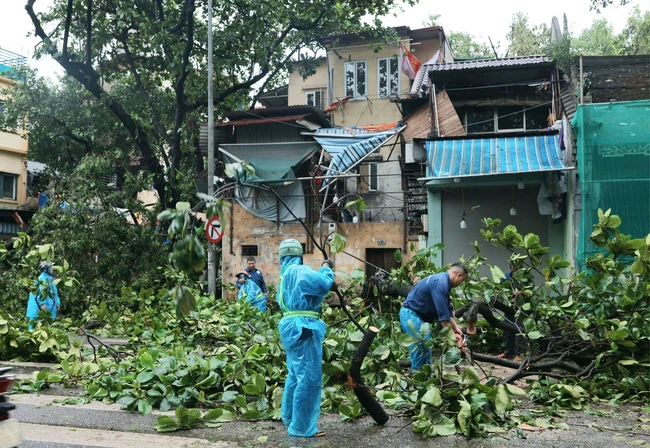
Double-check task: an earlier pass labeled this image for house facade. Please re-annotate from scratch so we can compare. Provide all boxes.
[203,27,456,287]
[408,55,573,276]
[0,48,30,239]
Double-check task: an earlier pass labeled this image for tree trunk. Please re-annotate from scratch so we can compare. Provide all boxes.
[348,326,389,425]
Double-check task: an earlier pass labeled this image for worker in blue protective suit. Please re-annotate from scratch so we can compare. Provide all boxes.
[236,271,267,312]
[400,263,468,369]
[26,261,60,330]
[276,239,334,437]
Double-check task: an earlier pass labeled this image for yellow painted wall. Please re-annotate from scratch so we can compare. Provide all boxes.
[287,59,329,108]
[287,34,442,127]
[221,203,414,296]
[0,76,28,208]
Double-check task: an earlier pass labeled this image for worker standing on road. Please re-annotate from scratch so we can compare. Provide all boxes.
[26,261,60,330]
[276,239,334,437]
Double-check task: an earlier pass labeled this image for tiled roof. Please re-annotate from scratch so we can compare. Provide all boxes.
[410,55,552,95]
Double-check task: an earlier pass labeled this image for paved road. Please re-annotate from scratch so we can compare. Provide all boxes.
[7,391,650,448]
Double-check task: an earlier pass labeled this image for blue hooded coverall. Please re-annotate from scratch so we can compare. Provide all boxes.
[277,256,334,437]
[26,271,60,330]
[238,277,267,312]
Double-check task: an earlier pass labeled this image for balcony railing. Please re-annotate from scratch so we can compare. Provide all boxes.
[0,47,27,80]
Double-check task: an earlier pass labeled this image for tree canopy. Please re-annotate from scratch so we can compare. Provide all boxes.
[21,0,414,207]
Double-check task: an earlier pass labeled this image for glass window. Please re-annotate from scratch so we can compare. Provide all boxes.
[305,90,322,109]
[525,107,549,131]
[378,56,399,98]
[466,108,494,133]
[0,101,4,115]
[1,173,17,200]
[497,106,525,131]
[368,163,379,191]
[344,61,367,100]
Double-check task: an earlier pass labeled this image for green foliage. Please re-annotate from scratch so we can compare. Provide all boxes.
[22,154,169,318]
[448,32,493,59]
[18,0,417,207]
[506,13,550,56]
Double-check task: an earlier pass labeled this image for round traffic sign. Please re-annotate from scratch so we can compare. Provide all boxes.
[206,216,223,244]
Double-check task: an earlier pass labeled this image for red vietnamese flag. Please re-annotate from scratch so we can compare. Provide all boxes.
[400,43,422,79]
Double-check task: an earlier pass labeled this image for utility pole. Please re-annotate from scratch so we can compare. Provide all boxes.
[207,0,216,296]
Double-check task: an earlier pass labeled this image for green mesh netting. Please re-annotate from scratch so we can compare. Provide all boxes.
[573,100,650,268]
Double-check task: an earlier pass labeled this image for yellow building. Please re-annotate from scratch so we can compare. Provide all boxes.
[288,26,452,127]
[0,49,28,210]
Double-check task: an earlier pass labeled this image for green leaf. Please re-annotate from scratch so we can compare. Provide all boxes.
[153,415,179,432]
[203,408,237,423]
[490,265,506,283]
[349,331,365,343]
[527,330,543,340]
[138,399,153,415]
[462,367,480,385]
[339,403,353,418]
[493,384,512,417]
[329,233,347,254]
[421,386,443,407]
[175,202,190,211]
[394,249,403,263]
[139,352,154,370]
[444,347,462,366]
[433,417,457,436]
[631,259,645,274]
[241,410,261,420]
[505,384,527,397]
[136,371,155,384]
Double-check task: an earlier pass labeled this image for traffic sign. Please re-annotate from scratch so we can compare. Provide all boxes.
[206,216,223,244]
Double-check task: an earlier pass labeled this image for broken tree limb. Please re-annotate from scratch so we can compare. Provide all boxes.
[348,326,389,426]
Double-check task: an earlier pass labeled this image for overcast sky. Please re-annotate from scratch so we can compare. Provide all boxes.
[1,0,648,80]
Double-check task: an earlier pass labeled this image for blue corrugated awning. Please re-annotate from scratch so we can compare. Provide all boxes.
[314,125,404,190]
[422,135,567,180]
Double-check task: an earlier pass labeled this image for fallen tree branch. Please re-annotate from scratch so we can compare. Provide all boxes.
[348,326,389,426]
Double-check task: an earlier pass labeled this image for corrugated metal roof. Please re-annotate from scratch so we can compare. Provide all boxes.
[423,134,566,179]
[410,55,552,96]
[430,55,550,71]
[217,114,308,127]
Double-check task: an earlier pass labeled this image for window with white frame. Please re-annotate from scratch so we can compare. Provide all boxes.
[344,61,367,100]
[0,173,17,200]
[305,89,323,110]
[378,56,399,98]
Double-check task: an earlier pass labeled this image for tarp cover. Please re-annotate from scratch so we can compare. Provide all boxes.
[423,134,566,179]
[220,142,319,222]
[313,123,403,187]
[572,100,650,268]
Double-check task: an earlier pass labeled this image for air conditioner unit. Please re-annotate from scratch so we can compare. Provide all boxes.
[420,213,429,229]
[405,141,426,163]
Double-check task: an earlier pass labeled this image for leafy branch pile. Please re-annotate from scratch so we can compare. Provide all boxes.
[3,210,649,439]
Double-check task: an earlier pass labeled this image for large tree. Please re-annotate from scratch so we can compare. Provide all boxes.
[572,18,619,56]
[617,5,650,55]
[23,0,413,207]
[448,32,492,59]
[506,12,550,57]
